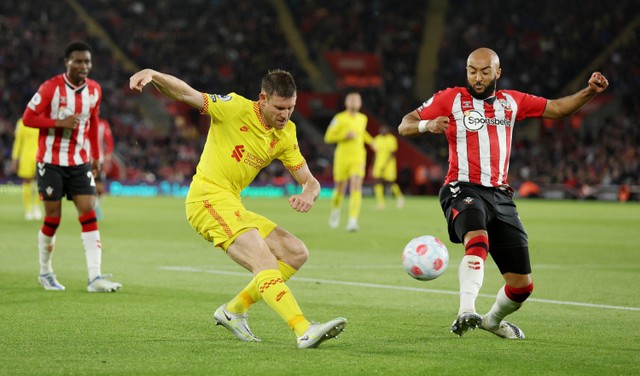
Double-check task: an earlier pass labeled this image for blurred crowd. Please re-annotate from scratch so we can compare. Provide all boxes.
[1,0,638,198]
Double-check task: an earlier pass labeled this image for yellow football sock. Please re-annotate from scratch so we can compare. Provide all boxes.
[22,182,34,212]
[226,261,298,314]
[374,183,384,206]
[391,183,403,199]
[255,269,310,336]
[348,189,362,220]
[331,189,344,210]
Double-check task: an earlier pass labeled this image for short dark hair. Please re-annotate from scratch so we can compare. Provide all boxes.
[261,69,296,98]
[65,42,92,58]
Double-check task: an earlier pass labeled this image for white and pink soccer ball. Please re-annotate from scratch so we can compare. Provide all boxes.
[402,235,449,281]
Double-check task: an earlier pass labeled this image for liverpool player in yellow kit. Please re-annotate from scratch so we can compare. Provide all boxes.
[324,92,372,232]
[11,118,42,220]
[372,125,404,210]
[130,68,347,349]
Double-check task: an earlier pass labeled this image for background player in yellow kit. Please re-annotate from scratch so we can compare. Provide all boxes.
[324,92,373,232]
[129,68,347,349]
[11,117,42,220]
[372,125,404,210]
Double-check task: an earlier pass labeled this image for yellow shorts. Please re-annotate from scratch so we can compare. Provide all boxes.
[333,159,366,182]
[372,162,397,182]
[185,190,278,251]
[17,157,36,179]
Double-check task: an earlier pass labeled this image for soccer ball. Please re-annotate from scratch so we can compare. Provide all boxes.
[402,235,449,281]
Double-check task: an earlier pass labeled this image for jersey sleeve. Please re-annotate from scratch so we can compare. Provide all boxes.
[199,92,243,123]
[363,115,373,146]
[23,82,56,128]
[324,115,345,143]
[390,136,398,153]
[416,88,455,120]
[88,85,102,160]
[102,119,114,154]
[506,90,547,120]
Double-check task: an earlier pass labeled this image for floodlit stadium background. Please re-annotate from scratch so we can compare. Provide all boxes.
[1,0,638,201]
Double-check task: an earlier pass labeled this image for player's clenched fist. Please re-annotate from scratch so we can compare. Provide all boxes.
[289,194,314,213]
[588,72,609,93]
[427,116,450,134]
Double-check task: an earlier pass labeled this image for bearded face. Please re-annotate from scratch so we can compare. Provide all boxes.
[467,77,497,100]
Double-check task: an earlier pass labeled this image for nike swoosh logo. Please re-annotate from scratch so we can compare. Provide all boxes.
[276,291,287,302]
[223,311,232,321]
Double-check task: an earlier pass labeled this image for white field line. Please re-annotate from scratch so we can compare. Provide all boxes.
[160,266,640,312]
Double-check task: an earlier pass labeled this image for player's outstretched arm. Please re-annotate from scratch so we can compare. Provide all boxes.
[129,69,204,109]
[288,164,320,213]
[543,72,609,119]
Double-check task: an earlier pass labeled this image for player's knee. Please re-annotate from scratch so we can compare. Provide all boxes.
[286,238,309,268]
[454,209,486,242]
[505,282,534,303]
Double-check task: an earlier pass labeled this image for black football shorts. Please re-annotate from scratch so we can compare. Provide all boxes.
[37,162,97,201]
[439,182,531,274]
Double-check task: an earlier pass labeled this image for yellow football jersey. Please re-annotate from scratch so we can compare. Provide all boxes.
[186,93,306,202]
[11,118,39,178]
[372,133,398,171]
[324,111,372,164]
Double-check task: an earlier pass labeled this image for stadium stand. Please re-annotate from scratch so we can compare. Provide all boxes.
[0,0,638,200]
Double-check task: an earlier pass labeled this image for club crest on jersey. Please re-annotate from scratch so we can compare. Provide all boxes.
[46,186,54,197]
[463,196,474,205]
[231,145,245,162]
[498,98,511,110]
[268,139,279,155]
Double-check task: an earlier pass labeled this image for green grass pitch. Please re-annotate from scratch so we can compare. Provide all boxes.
[1,192,638,375]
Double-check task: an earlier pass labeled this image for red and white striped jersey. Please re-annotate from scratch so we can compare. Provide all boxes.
[96,118,114,163]
[416,87,547,187]
[22,73,102,166]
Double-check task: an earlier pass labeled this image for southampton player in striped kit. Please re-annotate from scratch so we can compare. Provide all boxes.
[399,48,608,339]
[93,117,114,220]
[22,42,121,293]
[129,68,347,348]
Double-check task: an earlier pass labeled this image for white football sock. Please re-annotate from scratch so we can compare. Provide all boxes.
[38,231,55,275]
[81,230,102,280]
[458,255,484,315]
[484,285,522,328]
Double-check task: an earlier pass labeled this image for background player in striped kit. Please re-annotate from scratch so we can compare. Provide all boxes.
[399,47,608,339]
[93,117,114,220]
[22,41,121,293]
